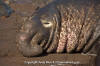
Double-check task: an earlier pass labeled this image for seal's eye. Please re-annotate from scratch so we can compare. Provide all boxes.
[41,19,53,28]
[43,22,49,24]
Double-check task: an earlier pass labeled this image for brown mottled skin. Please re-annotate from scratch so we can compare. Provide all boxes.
[17,0,100,57]
[0,0,13,18]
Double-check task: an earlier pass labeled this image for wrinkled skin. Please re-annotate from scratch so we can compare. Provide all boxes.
[17,0,100,57]
[0,0,13,18]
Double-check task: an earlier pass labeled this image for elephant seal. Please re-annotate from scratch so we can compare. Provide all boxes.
[0,0,13,18]
[17,0,100,57]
